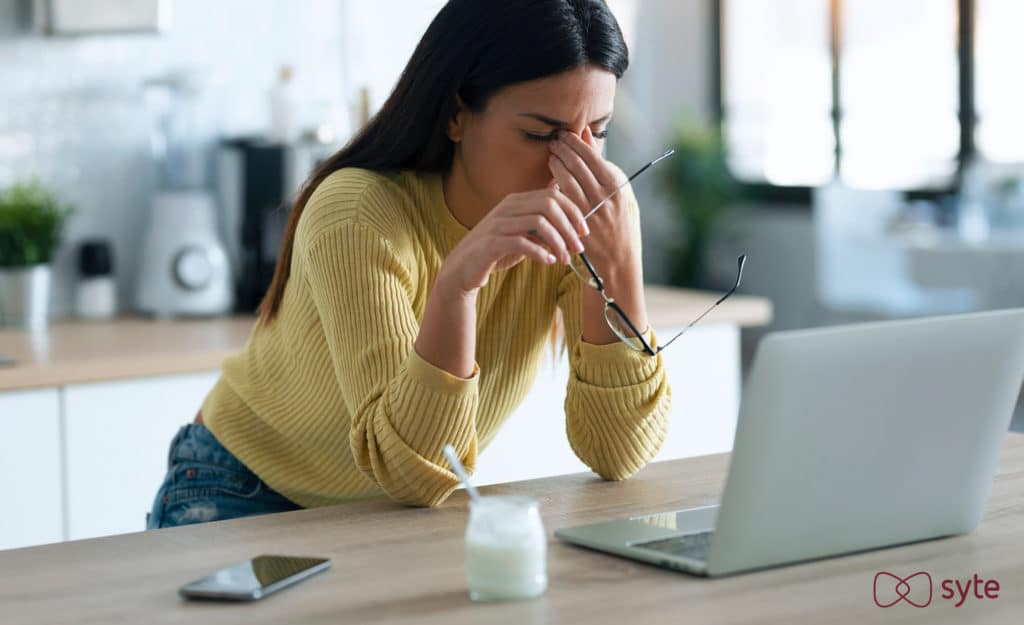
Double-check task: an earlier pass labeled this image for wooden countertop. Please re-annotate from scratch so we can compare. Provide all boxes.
[2,434,1020,625]
[0,316,256,392]
[0,286,771,392]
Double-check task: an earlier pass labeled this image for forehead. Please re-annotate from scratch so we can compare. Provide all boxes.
[487,65,617,120]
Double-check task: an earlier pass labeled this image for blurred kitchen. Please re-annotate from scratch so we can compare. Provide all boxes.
[0,0,1021,549]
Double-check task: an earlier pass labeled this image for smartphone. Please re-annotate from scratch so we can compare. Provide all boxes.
[179,555,331,601]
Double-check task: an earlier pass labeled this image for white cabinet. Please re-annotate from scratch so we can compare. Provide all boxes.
[471,324,740,486]
[0,388,64,550]
[0,320,745,548]
[63,371,220,541]
[655,323,741,459]
[471,345,575,486]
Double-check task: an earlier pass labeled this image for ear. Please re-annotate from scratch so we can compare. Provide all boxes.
[447,94,468,143]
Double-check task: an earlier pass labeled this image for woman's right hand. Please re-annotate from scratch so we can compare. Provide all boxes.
[438,180,591,296]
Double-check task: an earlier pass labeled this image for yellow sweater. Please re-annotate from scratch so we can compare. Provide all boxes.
[201,167,672,508]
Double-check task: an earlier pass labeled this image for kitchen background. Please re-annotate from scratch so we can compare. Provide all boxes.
[1,0,1018,339]
[1,0,1022,549]
[0,0,444,317]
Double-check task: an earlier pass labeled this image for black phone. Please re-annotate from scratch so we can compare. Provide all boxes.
[179,555,331,601]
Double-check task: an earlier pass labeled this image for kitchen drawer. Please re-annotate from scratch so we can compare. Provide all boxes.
[0,388,63,550]
[63,371,220,541]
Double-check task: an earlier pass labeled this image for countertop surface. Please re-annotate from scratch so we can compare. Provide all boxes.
[0,285,772,391]
[1,433,1020,625]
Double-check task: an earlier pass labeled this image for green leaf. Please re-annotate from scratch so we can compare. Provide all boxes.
[0,178,74,268]
[659,125,741,287]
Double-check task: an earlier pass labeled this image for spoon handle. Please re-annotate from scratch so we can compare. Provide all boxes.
[443,444,480,500]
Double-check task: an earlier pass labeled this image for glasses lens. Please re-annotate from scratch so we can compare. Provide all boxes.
[570,254,600,289]
[604,305,646,352]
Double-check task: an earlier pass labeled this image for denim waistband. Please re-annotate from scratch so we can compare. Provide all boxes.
[167,422,252,475]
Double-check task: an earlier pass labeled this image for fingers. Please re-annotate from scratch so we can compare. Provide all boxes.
[550,186,589,239]
[539,194,586,255]
[564,127,620,187]
[502,213,574,264]
[498,235,557,266]
[549,129,621,204]
[548,156,591,230]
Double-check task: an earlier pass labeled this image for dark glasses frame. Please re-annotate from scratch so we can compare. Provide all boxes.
[570,253,747,356]
[563,148,747,355]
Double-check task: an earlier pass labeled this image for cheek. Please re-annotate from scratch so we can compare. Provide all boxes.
[463,130,553,200]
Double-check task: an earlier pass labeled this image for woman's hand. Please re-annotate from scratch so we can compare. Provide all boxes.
[438,183,591,296]
[548,127,650,344]
[547,126,635,268]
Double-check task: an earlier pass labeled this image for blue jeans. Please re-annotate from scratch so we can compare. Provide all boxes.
[146,423,302,529]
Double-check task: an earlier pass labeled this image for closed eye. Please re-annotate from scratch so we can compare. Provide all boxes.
[524,128,610,142]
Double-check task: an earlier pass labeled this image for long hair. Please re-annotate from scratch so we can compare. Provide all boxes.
[258,0,630,353]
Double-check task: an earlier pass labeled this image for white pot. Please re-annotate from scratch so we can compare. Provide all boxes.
[0,264,51,330]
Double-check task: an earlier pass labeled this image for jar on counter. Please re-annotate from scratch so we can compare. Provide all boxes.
[464,495,547,601]
[74,239,117,320]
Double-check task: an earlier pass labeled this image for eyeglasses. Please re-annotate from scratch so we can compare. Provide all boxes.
[567,149,748,356]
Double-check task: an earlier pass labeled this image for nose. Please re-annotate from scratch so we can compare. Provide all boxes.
[558,126,597,144]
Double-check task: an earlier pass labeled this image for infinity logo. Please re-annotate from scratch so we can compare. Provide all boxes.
[873,571,933,608]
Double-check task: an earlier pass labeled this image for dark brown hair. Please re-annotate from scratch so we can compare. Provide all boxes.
[258,0,629,326]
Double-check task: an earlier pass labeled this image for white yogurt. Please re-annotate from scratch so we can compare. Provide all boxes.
[464,495,547,601]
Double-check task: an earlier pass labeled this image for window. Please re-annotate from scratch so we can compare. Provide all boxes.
[719,0,1004,196]
[975,0,1024,162]
[721,0,833,187]
[838,0,959,189]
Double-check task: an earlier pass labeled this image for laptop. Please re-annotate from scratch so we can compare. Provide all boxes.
[554,308,1024,577]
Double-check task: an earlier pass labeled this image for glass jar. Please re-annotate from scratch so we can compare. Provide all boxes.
[464,495,547,601]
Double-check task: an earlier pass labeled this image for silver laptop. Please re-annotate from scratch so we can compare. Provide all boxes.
[555,308,1024,577]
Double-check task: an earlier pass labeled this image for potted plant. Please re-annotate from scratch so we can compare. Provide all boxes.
[660,125,741,288]
[0,179,73,329]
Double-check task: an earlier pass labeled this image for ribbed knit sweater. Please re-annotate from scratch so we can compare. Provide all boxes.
[201,167,672,508]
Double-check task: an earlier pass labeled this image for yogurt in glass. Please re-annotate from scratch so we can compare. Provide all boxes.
[464,495,547,601]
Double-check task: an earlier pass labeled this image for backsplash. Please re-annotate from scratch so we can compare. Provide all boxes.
[0,0,348,317]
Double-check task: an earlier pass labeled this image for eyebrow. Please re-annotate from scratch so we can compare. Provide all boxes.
[518,112,612,127]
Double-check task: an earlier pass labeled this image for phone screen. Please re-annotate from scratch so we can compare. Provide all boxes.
[179,555,330,601]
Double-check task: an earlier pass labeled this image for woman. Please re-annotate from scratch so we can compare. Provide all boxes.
[146,0,671,530]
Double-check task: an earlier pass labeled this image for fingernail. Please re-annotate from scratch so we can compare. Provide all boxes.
[546,253,556,264]
[582,223,590,236]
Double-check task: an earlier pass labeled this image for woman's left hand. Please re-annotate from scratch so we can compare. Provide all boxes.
[547,126,635,268]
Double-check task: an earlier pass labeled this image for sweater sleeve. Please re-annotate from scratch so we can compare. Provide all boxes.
[304,222,480,507]
[556,190,672,481]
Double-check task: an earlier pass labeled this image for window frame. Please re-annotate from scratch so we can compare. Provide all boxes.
[712,0,975,207]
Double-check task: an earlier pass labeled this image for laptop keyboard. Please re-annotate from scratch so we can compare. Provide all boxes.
[633,530,715,562]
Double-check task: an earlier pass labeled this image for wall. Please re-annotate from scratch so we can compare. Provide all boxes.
[609,0,716,286]
[0,0,348,317]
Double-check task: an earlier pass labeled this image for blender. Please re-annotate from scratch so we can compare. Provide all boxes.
[135,70,232,317]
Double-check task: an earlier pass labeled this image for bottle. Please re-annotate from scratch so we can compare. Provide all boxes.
[357,85,372,128]
[75,240,117,320]
[268,65,297,144]
[464,495,548,601]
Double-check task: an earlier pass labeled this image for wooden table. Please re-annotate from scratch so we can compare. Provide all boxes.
[3,434,1020,624]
